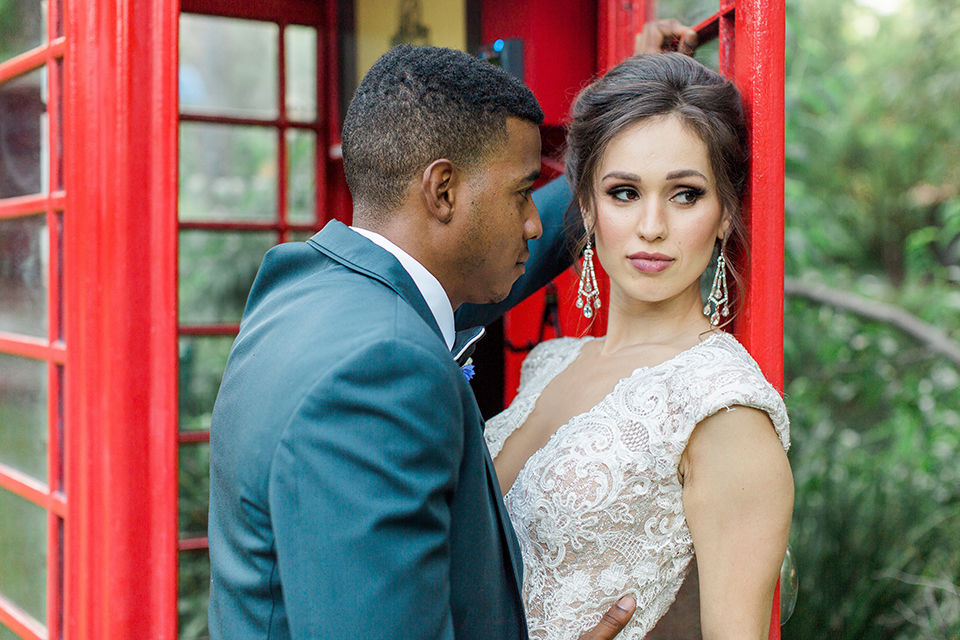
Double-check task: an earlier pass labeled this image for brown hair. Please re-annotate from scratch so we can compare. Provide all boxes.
[565,53,749,319]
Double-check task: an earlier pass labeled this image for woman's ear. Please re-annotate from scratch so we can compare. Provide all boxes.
[579,200,594,232]
[421,159,457,224]
[718,211,732,240]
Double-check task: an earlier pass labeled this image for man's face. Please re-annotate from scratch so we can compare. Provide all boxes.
[454,117,543,306]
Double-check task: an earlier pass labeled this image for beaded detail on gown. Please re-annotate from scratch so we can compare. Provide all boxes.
[485,332,790,640]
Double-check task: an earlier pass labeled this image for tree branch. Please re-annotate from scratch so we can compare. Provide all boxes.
[784,277,960,368]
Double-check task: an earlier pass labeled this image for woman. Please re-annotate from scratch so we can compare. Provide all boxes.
[485,53,794,640]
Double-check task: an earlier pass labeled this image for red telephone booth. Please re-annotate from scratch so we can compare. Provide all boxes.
[0,1,784,638]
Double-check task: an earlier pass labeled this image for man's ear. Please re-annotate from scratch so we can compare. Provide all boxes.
[422,159,457,224]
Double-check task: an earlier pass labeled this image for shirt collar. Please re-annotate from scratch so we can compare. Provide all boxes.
[350,226,456,350]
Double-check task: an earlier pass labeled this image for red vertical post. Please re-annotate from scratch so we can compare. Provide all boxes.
[731,0,786,635]
[732,0,786,391]
[63,0,180,637]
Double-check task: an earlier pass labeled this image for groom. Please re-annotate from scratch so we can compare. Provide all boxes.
[209,24,696,640]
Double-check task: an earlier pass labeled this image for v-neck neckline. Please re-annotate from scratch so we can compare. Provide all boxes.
[499,332,727,499]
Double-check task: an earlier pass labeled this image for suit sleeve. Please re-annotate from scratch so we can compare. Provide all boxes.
[456,176,578,329]
[268,339,464,640]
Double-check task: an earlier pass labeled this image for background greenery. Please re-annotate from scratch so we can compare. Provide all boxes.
[780,0,960,637]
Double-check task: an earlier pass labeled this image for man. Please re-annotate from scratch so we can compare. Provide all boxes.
[209,24,696,640]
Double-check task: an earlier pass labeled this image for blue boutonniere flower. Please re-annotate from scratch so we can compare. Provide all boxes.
[460,358,475,382]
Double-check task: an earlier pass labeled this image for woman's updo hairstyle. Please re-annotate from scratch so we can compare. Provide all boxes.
[565,53,749,313]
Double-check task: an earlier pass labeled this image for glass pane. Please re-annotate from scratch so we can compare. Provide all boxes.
[179,443,209,537]
[287,230,318,243]
[657,0,719,31]
[285,26,317,122]
[0,214,49,338]
[178,230,275,324]
[179,122,278,222]
[695,37,720,72]
[286,129,316,224]
[0,621,23,640]
[0,68,47,199]
[54,59,63,192]
[179,14,278,118]
[179,335,234,432]
[0,488,47,623]
[178,550,210,640]
[0,353,48,481]
[0,0,46,63]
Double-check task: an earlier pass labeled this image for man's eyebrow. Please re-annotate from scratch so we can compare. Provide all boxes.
[522,169,541,184]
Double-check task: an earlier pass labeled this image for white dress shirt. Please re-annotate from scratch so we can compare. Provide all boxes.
[350,226,456,350]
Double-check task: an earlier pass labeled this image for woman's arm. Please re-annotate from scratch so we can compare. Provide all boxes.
[679,406,794,640]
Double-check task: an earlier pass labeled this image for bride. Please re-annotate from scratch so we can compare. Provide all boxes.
[485,53,794,640]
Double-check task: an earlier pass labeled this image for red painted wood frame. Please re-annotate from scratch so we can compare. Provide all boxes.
[62,0,180,637]
[0,0,66,638]
[175,0,343,589]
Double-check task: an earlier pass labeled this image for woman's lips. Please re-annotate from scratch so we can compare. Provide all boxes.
[628,252,674,273]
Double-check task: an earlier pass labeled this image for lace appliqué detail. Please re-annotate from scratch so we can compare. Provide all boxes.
[484,332,790,640]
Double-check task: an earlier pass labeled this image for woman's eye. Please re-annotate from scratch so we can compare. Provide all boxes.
[673,188,705,205]
[610,187,637,202]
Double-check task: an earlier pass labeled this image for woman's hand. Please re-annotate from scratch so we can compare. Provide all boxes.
[635,19,699,55]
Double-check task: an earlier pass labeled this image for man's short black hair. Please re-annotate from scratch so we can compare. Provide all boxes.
[341,44,544,217]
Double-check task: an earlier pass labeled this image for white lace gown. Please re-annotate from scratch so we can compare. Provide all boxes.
[485,332,790,640]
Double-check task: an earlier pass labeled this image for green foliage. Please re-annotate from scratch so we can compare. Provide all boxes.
[782,0,960,637]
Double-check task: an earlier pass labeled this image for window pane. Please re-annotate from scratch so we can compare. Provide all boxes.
[285,26,317,122]
[0,488,47,623]
[179,335,234,432]
[178,550,210,640]
[286,129,316,224]
[657,0,719,31]
[0,214,49,338]
[179,122,278,222]
[0,621,24,640]
[179,443,209,537]
[0,353,48,481]
[696,37,720,72]
[0,68,47,199]
[0,0,46,63]
[179,14,278,119]
[179,230,275,324]
[287,230,318,243]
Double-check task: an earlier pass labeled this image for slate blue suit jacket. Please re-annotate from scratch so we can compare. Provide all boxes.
[208,178,575,640]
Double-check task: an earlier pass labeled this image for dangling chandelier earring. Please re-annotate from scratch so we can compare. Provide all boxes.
[576,225,601,319]
[704,238,730,327]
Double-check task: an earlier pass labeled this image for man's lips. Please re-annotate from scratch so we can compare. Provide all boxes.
[628,252,674,273]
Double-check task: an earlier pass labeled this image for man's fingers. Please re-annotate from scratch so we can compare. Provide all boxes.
[634,19,699,56]
[576,595,637,640]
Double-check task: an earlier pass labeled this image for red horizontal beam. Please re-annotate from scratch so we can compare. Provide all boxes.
[0,333,66,363]
[0,462,67,517]
[180,112,322,130]
[177,536,210,552]
[180,0,324,24]
[178,324,240,336]
[178,431,211,444]
[178,219,317,233]
[0,594,46,640]
[0,38,65,84]
[0,193,65,220]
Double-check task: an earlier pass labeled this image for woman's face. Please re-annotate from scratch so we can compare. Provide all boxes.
[587,114,729,313]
